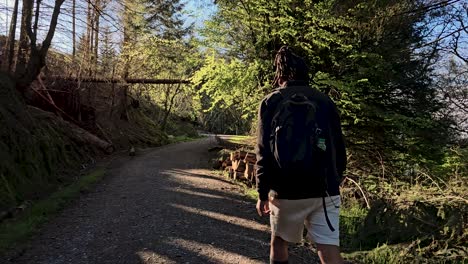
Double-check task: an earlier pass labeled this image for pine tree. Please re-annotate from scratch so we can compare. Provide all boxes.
[99,26,116,76]
[143,0,188,39]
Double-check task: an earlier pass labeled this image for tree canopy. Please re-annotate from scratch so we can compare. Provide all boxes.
[193,0,466,175]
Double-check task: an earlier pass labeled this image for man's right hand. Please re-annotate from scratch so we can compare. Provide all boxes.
[256,199,270,216]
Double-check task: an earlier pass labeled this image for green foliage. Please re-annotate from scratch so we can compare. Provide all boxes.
[192,54,265,134]
[120,31,200,131]
[200,0,455,176]
[340,199,369,251]
[437,147,468,179]
[143,0,188,39]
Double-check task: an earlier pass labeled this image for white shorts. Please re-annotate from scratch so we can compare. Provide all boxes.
[269,195,341,246]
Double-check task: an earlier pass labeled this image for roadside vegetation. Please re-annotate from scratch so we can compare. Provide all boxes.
[213,135,467,263]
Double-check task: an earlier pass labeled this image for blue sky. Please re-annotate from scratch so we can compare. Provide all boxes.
[0,0,217,53]
[183,0,217,30]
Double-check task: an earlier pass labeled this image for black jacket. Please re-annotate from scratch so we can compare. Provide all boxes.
[255,81,346,201]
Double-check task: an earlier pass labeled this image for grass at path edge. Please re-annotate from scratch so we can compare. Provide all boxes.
[0,134,203,255]
[0,168,106,254]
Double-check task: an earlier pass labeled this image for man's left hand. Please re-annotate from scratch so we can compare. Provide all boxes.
[256,199,270,216]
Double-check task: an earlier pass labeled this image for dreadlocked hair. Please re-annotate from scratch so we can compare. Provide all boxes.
[273,45,309,87]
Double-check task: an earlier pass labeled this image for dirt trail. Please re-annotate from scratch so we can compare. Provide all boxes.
[5,137,319,264]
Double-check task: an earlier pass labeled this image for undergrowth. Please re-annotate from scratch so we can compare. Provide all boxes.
[212,134,468,263]
[110,99,199,148]
[341,171,467,263]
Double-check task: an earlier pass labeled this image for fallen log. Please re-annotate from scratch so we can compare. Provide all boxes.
[28,106,114,154]
[222,159,232,169]
[233,171,243,180]
[235,160,246,172]
[230,152,237,162]
[244,152,256,164]
[244,163,255,181]
[44,76,190,85]
[239,150,248,160]
[230,150,248,162]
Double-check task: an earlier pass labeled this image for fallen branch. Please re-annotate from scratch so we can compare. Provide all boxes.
[343,176,371,209]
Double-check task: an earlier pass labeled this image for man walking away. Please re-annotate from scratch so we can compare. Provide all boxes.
[255,46,346,264]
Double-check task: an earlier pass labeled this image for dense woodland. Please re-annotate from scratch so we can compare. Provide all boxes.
[0,0,467,262]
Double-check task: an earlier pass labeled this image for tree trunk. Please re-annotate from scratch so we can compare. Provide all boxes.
[15,0,34,89]
[93,0,100,75]
[33,0,42,36]
[161,83,182,131]
[72,0,76,58]
[122,0,132,79]
[16,0,66,91]
[3,0,19,73]
[88,7,94,76]
[119,0,133,121]
[86,0,93,74]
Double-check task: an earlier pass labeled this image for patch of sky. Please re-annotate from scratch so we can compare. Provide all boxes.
[182,0,217,30]
[0,0,217,54]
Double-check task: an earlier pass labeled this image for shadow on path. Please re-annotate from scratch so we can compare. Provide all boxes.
[6,138,319,264]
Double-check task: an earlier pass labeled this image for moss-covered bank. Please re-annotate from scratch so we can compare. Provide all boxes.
[0,74,98,211]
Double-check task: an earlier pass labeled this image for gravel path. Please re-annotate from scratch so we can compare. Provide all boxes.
[4,137,319,264]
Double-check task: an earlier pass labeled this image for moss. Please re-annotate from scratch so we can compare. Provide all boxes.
[0,73,90,210]
[123,108,169,147]
[344,244,412,264]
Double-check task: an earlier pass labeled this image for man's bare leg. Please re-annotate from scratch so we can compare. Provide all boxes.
[270,235,289,264]
[316,244,344,264]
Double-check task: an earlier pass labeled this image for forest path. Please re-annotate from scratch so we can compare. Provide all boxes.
[6,137,319,264]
